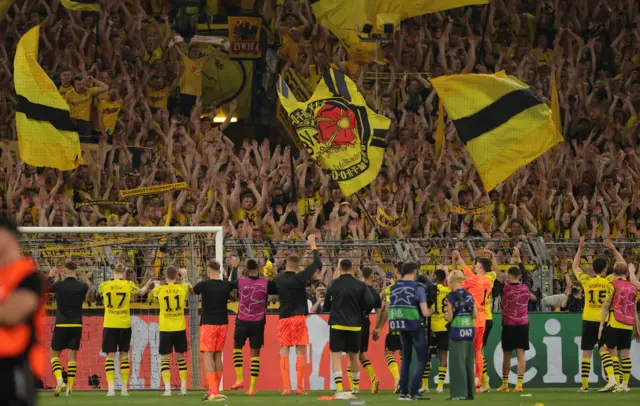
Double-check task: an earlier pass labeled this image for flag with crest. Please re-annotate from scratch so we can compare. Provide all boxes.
[277,68,389,197]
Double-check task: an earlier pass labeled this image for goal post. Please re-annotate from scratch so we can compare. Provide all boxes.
[20,226,223,390]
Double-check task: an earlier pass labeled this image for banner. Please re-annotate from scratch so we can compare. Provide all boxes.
[75,200,128,208]
[449,202,496,215]
[119,182,188,198]
[228,16,262,59]
[39,313,640,390]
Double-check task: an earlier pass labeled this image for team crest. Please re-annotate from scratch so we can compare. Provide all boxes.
[277,68,389,196]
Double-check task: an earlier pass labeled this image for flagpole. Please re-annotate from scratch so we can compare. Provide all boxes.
[354,193,379,236]
[477,3,491,74]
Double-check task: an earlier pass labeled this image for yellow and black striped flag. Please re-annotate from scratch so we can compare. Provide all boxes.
[61,0,101,12]
[277,68,389,197]
[430,71,563,191]
[14,25,84,170]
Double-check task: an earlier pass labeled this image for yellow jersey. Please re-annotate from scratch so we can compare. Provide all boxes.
[146,86,170,109]
[431,283,451,332]
[97,99,123,132]
[58,84,73,98]
[605,282,640,330]
[179,55,205,96]
[65,87,99,121]
[99,279,139,328]
[485,271,497,321]
[154,283,190,332]
[576,272,609,322]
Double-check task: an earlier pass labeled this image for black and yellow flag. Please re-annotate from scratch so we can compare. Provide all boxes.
[15,25,84,170]
[430,71,562,191]
[311,0,487,62]
[61,0,101,12]
[277,69,389,197]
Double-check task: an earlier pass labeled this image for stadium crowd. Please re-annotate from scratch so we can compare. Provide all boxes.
[1,0,640,311]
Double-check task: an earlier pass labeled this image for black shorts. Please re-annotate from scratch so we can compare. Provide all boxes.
[581,321,601,350]
[330,328,361,354]
[51,327,82,351]
[501,324,530,351]
[483,319,493,347]
[234,320,265,350]
[434,331,449,351]
[602,325,633,351]
[385,331,402,352]
[102,327,133,353]
[360,323,371,353]
[0,358,36,406]
[159,330,188,355]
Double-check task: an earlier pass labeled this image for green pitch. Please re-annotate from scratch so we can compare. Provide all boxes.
[38,389,640,406]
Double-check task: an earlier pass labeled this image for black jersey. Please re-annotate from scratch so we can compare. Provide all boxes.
[50,277,87,326]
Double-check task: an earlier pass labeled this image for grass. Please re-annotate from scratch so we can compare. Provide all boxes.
[38,388,640,406]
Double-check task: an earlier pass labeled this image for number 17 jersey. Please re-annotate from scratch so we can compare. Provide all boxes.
[577,273,608,322]
[154,283,190,332]
[99,279,139,328]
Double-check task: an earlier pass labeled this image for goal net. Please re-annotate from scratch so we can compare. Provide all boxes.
[20,226,223,391]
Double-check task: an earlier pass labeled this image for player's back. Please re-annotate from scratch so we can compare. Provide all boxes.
[194,279,234,325]
[154,283,189,332]
[431,283,451,332]
[326,274,371,329]
[274,271,310,318]
[99,279,138,328]
[51,277,88,326]
[578,274,609,322]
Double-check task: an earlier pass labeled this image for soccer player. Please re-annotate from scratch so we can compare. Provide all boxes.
[429,269,451,394]
[480,251,500,392]
[0,214,45,406]
[153,266,192,396]
[498,266,536,393]
[374,266,402,390]
[573,237,609,392]
[193,260,236,402]
[388,262,432,401]
[231,259,277,395]
[50,261,88,397]
[598,262,640,393]
[452,250,493,390]
[324,259,375,400]
[100,264,154,396]
[273,235,321,395]
[358,266,383,393]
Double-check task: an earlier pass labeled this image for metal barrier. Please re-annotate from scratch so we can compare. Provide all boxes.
[226,238,640,297]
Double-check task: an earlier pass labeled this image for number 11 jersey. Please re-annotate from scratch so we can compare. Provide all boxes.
[154,283,190,332]
[99,279,140,328]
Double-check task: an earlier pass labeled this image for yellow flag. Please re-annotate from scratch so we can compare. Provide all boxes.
[61,0,101,12]
[430,71,562,191]
[14,25,84,171]
[375,0,488,19]
[277,69,389,197]
[435,101,445,161]
[551,71,562,134]
[311,0,487,61]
